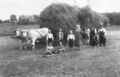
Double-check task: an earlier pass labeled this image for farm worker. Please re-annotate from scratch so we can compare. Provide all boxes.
[75,24,82,47]
[89,27,98,46]
[98,24,107,37]
[46,29,54,46]
[19,30,28,50]
[58,28,64,45]
[67,30,75,48]
[98,23,107,46]
[46,43,55,55]
[15,29,21,38]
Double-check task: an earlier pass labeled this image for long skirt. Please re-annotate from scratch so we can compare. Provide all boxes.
[68,39,74,48]
[75,32,82,46]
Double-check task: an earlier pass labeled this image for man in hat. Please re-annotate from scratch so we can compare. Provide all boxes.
[98,23,107,46]
[89,26,98,47]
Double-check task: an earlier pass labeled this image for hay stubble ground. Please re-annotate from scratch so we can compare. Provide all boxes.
[0,27,120,77]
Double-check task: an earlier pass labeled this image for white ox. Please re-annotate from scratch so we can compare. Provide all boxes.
[13,29,30,50]
[14,28,49,50]
[25,28,49,50]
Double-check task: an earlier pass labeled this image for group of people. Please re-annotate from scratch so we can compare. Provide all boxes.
[45,23,107,55]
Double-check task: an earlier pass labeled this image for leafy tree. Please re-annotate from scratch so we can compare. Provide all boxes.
[10,14,17,24]
[18,15,29,25]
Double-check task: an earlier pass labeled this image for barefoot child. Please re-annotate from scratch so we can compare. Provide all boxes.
[67,30,75,48]
[58,28,64,45]
[46,43,55,55]
[57,42,65,54]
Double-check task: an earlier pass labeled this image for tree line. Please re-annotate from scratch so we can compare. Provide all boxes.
[103,12,120,25]
[0,14,40,25]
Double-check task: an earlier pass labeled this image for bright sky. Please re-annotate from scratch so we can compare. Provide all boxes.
[0,0,120,20]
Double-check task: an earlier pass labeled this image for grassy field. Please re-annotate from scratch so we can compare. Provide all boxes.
[0,26,120,77]
[0,24,39,36]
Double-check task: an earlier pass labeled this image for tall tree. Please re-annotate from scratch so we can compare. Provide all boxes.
[10,14,17,24]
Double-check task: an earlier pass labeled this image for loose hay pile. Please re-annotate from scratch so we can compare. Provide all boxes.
[39,3,109,45]
[39,3,80,36]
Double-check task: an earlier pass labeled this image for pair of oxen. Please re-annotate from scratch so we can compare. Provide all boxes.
[14,28,49,50]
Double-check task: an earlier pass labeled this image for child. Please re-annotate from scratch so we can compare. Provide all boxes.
[46,43,55,55]
[46,29,54,46]
[57,42,65,54]
[58,28,64,45]
[67,30,75,48]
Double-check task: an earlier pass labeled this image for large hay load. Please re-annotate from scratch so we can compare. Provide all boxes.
[79,6,109,29]
[39,3,109,45]
[39,3,80,40]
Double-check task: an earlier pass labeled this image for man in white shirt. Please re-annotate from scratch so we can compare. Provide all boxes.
[67,30,75,48]
[98,26,107,37]
[98,25,107,46]
[46,29,54,46]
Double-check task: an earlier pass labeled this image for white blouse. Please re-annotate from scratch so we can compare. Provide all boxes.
[46,33,54,40]
[67,34,75,40]
[98,28,107,36]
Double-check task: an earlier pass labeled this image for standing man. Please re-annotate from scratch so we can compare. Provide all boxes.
[67,30,75,48]
[89,26,98,47]
[46,29,54,46]
[98,24,107,46]
[58,28,64,45]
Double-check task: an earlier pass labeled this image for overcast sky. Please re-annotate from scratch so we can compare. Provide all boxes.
[0,0,120,20]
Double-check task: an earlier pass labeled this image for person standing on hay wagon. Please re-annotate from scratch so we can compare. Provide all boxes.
[58,28,64,45]
[67,30,75,48]
[98,23,107,47]
[46,29,54,46]
[75,24,82,47]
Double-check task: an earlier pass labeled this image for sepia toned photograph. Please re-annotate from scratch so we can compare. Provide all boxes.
[0,0,119,77]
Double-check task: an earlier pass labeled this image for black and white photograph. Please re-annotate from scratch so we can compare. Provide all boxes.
[0,0,119,77]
